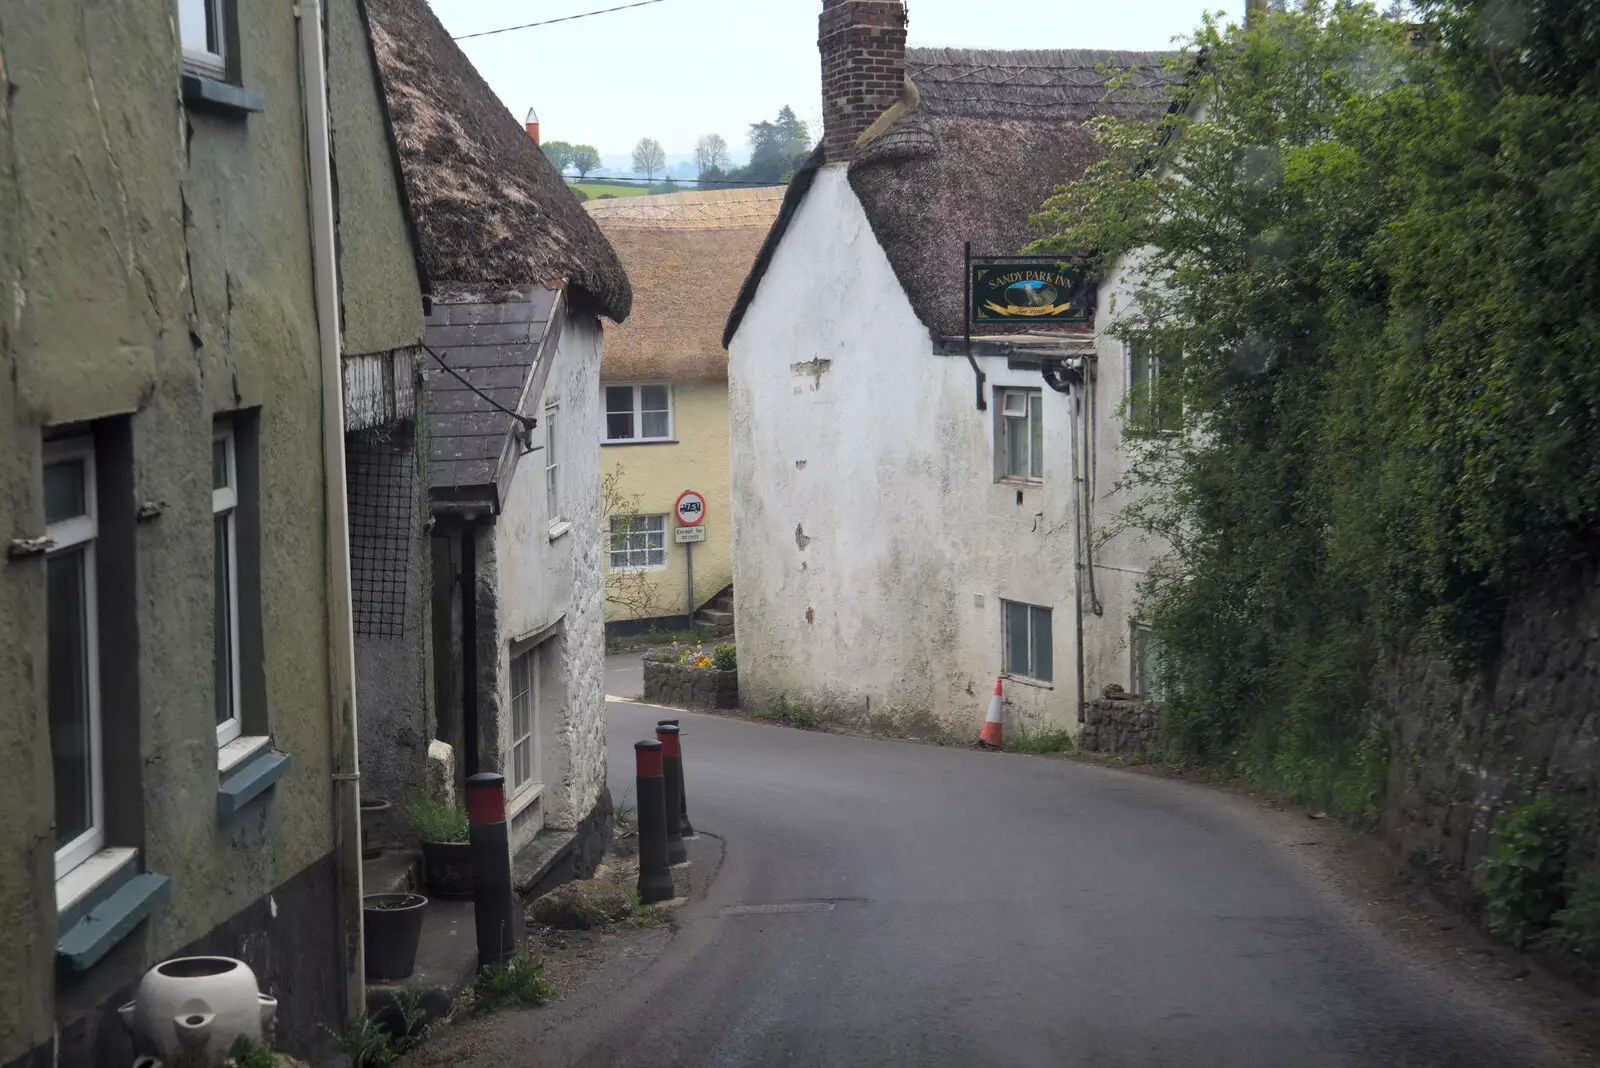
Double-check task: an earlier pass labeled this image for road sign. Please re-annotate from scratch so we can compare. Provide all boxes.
[674,525,706,544]
[675,490,706,527]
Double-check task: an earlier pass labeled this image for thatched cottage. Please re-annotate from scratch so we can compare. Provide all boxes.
[367,0,629,864]
[584,188,783,634]
[723,0,1179,740]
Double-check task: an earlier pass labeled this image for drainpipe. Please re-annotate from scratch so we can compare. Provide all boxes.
[297,0,365,1023]
[1044,360,1088,724]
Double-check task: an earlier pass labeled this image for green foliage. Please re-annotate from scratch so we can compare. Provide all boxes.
[621,884,670,929]
[330,993,429,1068]
[754,697,816,729]
[1030,1,1600,818]
[570,144,602,179]
[727,106,811,185]
[631,137,666,181]
[1551,872,1600,977]
[712,644,737,672]
[540,140,574,174]
[225,1038,277,1068]
[1006,727,1076,756]
[1479,799,1569,946]
[472,955,558,1012]
[402,794,469,844]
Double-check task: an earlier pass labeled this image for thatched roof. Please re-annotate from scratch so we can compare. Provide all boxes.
[363,0,631,320]
[586,189,782,382]
[726,47,1181,344]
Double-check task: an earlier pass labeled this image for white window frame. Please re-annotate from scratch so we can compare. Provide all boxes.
[544,402,561,522]
[1126,341,1183,435]
[214,425,242,748]
[46,436,104,881]
[996,387,1044,483]
[508,645,543,798]
[178,0,228,79]
[1001,598,1053,684]
[602,382,675,444]
[608,514,669,572]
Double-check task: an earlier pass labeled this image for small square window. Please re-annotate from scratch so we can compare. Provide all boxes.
[601,383,674,443]
[1002,599,1052,682]
[609,515,668,571]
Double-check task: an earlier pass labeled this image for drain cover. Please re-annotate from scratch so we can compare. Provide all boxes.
[720,901,837,916]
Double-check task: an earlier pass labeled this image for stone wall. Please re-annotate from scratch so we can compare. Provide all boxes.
[1078,697,1160,755]
[644,660,740,711]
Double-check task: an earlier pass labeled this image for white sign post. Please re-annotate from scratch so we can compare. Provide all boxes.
[674,491,707,623]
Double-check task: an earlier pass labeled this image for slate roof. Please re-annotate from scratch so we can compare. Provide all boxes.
[585,189,783,382]
[726,47,1184,345]
[424,287,561,509]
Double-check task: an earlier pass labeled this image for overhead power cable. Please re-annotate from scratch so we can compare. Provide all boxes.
[422,343,538,437]
[566,175,783,188]
[452,0,668,41]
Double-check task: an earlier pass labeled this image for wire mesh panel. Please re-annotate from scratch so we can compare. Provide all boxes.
[347,426,414,639]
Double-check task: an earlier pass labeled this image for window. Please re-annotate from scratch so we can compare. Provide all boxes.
[1002,599,1053,683]
[1131,624,1168,702]
[178,0,228,77]
[996,388,1044,481]
[1128,342,1183,434]
[214,425,242,747]
[544,403,560,520]
[609,515,667,571]
[603,383,673,443]
[509,647,541,795]
[46,437,103,879]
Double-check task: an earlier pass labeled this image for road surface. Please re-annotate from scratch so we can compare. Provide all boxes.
[423,698,1580,1067]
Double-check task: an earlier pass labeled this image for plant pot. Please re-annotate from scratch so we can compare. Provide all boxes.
[363,893,428,980]
[420,839,474,898]
[118,956,277,1065]
[360,798,394,860]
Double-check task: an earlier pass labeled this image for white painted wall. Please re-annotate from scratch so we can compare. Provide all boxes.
[490,313,608,852]
[728,164,1085,740]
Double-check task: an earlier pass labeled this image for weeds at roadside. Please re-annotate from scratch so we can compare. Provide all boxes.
[752,697,817,729]
[615,801,636,831]
[470,954,559,1013]
[619,883,670,929]
[1006,727,1076,756]
[329,990,430,1067]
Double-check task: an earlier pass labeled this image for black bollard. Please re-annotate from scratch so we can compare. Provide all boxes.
[657,718,693,836]
[635,740,674,903]
[466,773,519,970]
[656,724,688,866]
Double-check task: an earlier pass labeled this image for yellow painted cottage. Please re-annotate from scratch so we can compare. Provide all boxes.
[584,188,782,632]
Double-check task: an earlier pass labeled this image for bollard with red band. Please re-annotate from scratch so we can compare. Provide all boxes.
[657,718,693,836]
[466,772,519,970]
[656,724,688,866]
[635,741,674,903]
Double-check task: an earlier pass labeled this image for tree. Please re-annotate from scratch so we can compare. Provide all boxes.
[602,464,666,621]
[694,133,730,177]
[540,139,574,174]
[729,105,811,185]
[631,137,666,181]
[570,144,602,179]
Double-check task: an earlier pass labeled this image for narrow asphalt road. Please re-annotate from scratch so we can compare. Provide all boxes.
[430,694,1576,1067]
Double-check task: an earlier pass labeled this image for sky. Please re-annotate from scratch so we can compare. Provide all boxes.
[426,0,1221,167]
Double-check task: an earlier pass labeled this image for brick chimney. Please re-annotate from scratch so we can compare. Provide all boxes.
[524,106,540,146]
[819,0,908,163]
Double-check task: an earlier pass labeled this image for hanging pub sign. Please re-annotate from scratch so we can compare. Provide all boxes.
[968,260,1093,325]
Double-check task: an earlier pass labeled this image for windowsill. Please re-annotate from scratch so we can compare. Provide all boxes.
[217,747,292,821]
[55,849,170,974]
[507,782,544,822]
[609,564,668,574]
[181,72,265,117]
[602,439,678,447]
[548,520,573,542]
[56,847,138,918]
[997,477,1044,487]
[1002,672,1054,691]
[218,734,272,775]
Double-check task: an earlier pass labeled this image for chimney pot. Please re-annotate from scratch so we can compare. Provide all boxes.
[819,0,908,163]
[525,106,541,147]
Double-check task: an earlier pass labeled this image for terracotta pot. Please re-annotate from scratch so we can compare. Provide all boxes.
[363,892,428,980]
[118,956,277,1067]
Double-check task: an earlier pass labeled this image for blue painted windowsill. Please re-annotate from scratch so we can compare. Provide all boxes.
[57,872,170,974]
[217,749,292,821]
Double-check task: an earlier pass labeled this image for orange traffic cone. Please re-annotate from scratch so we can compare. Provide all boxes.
[978,678,1004,748]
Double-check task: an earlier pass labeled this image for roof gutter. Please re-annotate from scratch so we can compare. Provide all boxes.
[296,0,364,1021]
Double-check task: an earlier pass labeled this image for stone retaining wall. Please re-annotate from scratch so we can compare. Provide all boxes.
[643,660,740,710]
[1078,697,1160,755]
